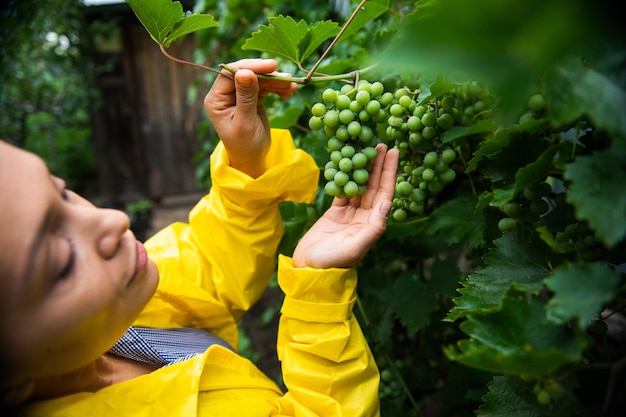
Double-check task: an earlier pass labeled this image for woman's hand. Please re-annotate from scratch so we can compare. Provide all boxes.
[204,58,297,178]
[292,143,399,269]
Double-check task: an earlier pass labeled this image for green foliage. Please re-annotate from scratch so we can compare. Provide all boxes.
[0,0,101,194]
[126,0,219,47]
[128,0,626,415]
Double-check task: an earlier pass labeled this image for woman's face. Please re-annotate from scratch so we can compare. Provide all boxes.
[0,141,159,383]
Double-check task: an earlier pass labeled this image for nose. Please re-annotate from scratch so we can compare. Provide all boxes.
[92,208,131,259]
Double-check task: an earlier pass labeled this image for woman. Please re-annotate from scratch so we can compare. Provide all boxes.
[0,58,399,416]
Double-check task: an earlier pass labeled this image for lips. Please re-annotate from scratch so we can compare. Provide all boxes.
[129,240,148,286]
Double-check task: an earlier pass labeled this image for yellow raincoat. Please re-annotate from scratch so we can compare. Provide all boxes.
[24,129,381,416]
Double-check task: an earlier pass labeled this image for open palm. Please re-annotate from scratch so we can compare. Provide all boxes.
[292,143,399,269]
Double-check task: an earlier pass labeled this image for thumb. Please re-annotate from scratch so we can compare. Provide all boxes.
[234,69,259,116]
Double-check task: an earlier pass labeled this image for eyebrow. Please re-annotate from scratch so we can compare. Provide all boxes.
[22,208,52,284]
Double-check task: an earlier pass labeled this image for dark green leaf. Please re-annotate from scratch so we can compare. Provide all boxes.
[426,195,486,248]
[478,376,579,417]
[545,262,622,328]
[564,146,626,247]
[445,295,588,374]
[446,234,549,321]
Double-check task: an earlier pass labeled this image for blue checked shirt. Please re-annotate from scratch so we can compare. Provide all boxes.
[108,326,235,366]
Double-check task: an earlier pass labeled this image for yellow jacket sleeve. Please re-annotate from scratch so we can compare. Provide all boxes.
[273,255,381,417]
[136,129,319,348]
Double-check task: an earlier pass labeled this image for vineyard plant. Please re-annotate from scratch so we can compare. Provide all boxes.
[127,0,626,415]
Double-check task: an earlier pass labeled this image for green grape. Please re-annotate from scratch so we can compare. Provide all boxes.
[398,94,413,109]
[388,115,403,128]
[340,84,354,95]
[370,81,384,98]
[334,170,350,186]
[311,102,327,117]
[530,199,549,215]
[422,168,435,182]
[528,93,546,112]
[353,168,369,184]
[358,109,371,122]
[359,125,374,143]
[395,88,409,99]
[393,208,408,222]
[347,120,362,137]
[501,201,522,217]
[440,168,456,183]
[324,109,339,128]
[324,167,338,181]
[340,144,356,158]
[339,109,355,124]
[411,188,426,202]
[366,99,381,115]
[327,137,343,151]
[413,105,427,118]
[536,389,551,406]
[325,180,341,196]
[336,94,351,110]
[363,146,378,161]
[435,158,448,172]
[336,125,349,141]
[396,180,413,197]
[309,116,323,131]
[441,96,455,112]
[422,126,437,140]
[441,148,456,163]
[409,201,423,213]
[379,91,394,106]
[356,90,371,105]
[338,157,353,172]
[437,113,454,130]
[322,88,337,103]
[390,103,404,117]
[519,111,535,124]
[498,217,518,232]
[352,152,368,169]
[473,100,486,113]
[408,132,423,149]
[343,180,359,197]
[423,151,438,167]
[421,111,437,127]
[349,100,363,113]
[330,150,342,165]
[407,115,422,132]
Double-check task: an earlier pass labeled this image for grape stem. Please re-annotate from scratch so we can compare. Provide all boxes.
[158,0,375,86]
[305,0,369,83]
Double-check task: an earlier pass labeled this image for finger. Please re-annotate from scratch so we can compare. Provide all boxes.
[233,69,261,120]
[359,143,390,209]
[371,147,399,212]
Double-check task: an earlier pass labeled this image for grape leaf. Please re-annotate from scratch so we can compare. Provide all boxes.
[546,56,626,142]
[126,0,219,47]
[513,144,559,194]
[445,295,588,375]
[166,14,219,47]
[545,262,622,328]
[389,272,437,336]
[425,195,486,248]
[338,0,390,42]
[564,146,626,247]
[242,15,340,63]
[446,234,549,322]
[478,376,579,417]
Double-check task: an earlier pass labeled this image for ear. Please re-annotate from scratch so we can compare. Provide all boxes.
[0,380,34,409]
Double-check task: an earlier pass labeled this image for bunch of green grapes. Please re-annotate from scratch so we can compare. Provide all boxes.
[387,91,461,222]
[309,79,486,221]
[309,80,386,198]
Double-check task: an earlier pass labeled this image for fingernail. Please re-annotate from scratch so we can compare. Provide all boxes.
[237,75,253,87]
[380,201,392,218]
